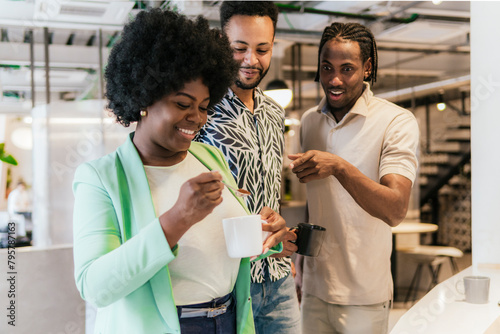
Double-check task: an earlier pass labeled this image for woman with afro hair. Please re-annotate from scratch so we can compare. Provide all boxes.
[72,9,285,334]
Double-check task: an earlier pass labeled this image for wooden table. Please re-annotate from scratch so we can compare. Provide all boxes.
[391,221,438,300]
[391,221,438,235]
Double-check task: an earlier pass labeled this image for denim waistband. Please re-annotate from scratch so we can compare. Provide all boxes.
[177,293,233,319]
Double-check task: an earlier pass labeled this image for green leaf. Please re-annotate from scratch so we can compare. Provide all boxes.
[0,143,18,165]
[0,155,18,166]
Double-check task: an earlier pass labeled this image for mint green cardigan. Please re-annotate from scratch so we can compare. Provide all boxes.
[73,133,281,334]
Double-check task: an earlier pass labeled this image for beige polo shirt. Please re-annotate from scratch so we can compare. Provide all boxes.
[300,83,419,305]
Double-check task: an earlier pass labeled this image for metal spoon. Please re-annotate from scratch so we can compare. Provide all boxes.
[221,180,251,198]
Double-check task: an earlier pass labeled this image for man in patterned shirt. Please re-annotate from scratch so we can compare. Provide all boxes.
[195,1,301,333]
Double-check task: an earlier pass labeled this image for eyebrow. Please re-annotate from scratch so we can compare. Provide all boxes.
[232,40,272,47]
[321,59,355,67]
[175,92,210,102]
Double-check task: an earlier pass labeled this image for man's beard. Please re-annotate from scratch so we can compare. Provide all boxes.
[234,66,270,90]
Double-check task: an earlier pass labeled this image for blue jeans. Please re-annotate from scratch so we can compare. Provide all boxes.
[251,272,301,334]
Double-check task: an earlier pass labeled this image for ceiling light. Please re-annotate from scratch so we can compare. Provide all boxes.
[29,0,134,29]
[11,127,33,150]
[264,79,293,109]
[284,118,300,126]
[437,90,446,111]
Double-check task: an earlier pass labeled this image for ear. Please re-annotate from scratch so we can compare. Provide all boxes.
[364,58,372,80]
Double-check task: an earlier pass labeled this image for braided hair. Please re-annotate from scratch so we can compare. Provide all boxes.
[315,22,378,85]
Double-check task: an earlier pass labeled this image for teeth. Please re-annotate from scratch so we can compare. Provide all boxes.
[330,90,342,95]
[178,128,195,135]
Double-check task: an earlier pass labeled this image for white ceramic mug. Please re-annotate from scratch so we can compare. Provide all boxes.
[223,215,269,258]
[456,276,490,304]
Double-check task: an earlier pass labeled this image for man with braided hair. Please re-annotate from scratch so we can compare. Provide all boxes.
[290,22,419,333]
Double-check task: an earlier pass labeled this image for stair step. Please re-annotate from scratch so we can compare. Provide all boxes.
[419,175,428,186]
[419,165,440,175]
[421,153,451,165]
[430,142,464,153]
[463,163,471,174]
[449,175,469,186]
[449,116,470,129]
[444,129,470,142]
[439,184,454,195]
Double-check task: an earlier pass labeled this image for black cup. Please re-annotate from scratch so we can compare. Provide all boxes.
[293,222,326,257]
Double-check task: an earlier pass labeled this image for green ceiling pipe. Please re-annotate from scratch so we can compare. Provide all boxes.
[275,3,420,24]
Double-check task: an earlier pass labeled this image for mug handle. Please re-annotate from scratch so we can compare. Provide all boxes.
[261,220,271,242]
[455,279,465,295]
[288,226,299,245]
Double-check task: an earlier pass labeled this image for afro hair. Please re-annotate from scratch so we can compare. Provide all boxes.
[105,9,239,126]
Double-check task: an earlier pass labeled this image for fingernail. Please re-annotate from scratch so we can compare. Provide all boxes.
[290,164,294,169]
[263,248,269,254]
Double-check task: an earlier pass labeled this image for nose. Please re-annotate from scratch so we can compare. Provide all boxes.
[186,107,204,125]
[329,75,342,87]
[243,49,258,66]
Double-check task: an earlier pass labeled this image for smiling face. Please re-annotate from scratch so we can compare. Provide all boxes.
[224,15,274,90]
[319,39,372,121]
[134,78,210,166]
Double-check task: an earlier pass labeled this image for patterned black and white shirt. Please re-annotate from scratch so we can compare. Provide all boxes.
[195,87,291,283]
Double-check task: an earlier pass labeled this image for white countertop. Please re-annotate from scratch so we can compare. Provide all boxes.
[391,266,500,333]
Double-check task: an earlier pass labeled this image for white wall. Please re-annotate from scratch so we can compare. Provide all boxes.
[470,2,500,269]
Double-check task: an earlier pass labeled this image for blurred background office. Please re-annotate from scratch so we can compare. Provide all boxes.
[0,0,472,249]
